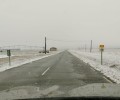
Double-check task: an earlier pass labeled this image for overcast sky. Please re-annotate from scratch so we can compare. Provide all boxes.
[0,0,120,49]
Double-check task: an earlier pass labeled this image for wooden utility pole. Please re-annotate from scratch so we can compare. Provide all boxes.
[90,40,92,53]
[85,44,86,52]
[45,37,46,54]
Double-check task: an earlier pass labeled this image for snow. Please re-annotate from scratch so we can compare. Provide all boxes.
[0,51,61,73]
[0,55,9,58]
[69,49,120,84]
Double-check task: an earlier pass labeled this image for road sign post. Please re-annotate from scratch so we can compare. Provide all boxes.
[101,49,103,65]
[7,50,11,66]
[99,45,104,65]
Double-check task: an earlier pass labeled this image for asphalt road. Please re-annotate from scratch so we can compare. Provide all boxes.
[0,51,111,92]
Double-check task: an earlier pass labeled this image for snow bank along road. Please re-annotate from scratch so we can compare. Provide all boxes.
[69,50,120,84]
[0,51,60,72]
[0,51,113,94]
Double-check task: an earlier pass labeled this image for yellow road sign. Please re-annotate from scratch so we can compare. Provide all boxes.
[99,44,104,49]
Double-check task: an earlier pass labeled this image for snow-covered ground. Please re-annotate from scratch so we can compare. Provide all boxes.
[0,50,61,72]
[69,49,120,84]
[0,55,9,58]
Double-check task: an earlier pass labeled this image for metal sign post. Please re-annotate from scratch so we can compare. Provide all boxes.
[9,56,11,66]
[101,49,103,65]
[99,45,104,65]
[7,50,11,66]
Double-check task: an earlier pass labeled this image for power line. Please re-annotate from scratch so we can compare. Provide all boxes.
[47,38,90,43]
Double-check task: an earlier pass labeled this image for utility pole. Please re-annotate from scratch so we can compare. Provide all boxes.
[90,40,92,53]
[45,37,46,54]
[85,44,86,52]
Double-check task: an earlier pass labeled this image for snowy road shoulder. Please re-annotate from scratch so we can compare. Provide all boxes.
[0,51,62,73]
[69,50,120,84]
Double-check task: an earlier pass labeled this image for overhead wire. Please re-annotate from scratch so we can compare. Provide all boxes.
[47,38,90,43]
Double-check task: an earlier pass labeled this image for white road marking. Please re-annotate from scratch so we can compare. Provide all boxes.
[90,67,96,71]
[42,67,50,76]
[103,76,113,83]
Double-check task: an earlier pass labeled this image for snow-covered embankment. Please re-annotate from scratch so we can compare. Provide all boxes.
[69,50,120,84]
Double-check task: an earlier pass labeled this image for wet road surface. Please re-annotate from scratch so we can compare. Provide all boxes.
[0,51,110,92]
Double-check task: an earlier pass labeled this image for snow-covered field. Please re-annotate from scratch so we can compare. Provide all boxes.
[69,49,120,84]
[0,50,60,72]
[0,55,8,58]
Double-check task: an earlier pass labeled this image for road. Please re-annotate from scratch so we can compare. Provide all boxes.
[0,51,111,93]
